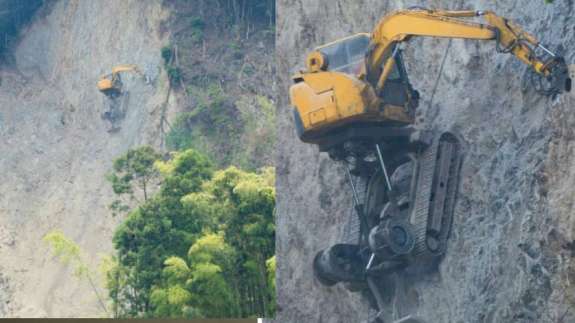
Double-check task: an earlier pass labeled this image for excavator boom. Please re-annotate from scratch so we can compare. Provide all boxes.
[110,64,143,75]
[365,9,569,92]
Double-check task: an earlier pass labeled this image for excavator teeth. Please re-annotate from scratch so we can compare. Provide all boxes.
[410,132,462,261]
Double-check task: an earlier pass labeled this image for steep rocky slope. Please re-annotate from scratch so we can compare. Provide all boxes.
[276,0,575,322]
[0,0,171,317]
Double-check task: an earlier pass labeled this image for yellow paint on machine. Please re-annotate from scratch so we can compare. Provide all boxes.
[289,9,570,145]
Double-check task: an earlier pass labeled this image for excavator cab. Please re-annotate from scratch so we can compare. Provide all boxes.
[315,33,370,75]
[368,44,419,113]
[290,34,416,147]
[316,34,418,112]
[97,64,144,98]
[97,73,123,97]
[317,33,419,109]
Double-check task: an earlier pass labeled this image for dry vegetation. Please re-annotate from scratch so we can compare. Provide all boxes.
[161,0,276,169]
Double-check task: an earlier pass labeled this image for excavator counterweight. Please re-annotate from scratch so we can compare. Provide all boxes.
[289,8,572,321]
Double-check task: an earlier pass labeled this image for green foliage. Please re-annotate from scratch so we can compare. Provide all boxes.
[189,16,206,43]
[110,148,213,316]
[243,64,256,77]
[233,95,276,168]
[150,284,192,318]
[166,84,245,166]
[166,93,275,169]
[98,254,127,317]
[266,256,276,290]
[167,66,182,86]
[165,112,198,152]
[107,146,275,318]
[108,0,277,316]
[265,255,276,313]
[163,0,276,168]
[161,46,173,65]
[106,146,162,216]
[189,17,206,30]
[174,233,237,318]
[44,231,83,270]
[44,231,109,315]
[229,42,243,59]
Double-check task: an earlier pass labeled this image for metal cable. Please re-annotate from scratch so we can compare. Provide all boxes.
[426,38,452,119]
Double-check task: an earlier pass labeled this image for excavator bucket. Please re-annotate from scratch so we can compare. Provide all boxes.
[533,57,572,96]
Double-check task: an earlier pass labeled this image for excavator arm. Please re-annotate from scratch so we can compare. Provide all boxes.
[110,64,144,76]
[365,9,570,94]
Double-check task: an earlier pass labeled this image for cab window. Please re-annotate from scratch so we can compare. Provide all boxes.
[318,34,370,74]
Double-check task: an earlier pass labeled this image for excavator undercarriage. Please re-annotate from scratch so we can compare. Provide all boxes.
[101,88,130,133]
[312,128,463,319]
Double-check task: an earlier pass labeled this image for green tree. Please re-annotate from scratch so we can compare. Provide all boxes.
[43,231,109,315]
[161,46,173,65]
[186,233,237,317]
[106,146,162,216]
[111,148,213,317]
[150,233,237,318]
[180,166,275,317]
[106,147,275,318]
[266,255,276,313]
[149,257,193,318]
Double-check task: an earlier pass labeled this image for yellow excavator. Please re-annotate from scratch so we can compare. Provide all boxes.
[289,8,571,322]
[97,64,145,97]
[97,64,146,132]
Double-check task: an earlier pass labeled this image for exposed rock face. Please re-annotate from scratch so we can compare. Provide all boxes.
[276,1,575,322]
[0,0,171,317]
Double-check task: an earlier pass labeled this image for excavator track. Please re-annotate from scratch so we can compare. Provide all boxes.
[409,132,462,261]
[312,131,463,323]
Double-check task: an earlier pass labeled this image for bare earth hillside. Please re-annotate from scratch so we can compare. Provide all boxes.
[0,0,172,317]
[276,0,575,322]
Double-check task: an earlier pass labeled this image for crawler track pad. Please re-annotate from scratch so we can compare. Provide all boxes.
[410,132,462,261]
